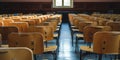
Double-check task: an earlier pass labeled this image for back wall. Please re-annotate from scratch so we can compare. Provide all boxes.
[0,0,120,14]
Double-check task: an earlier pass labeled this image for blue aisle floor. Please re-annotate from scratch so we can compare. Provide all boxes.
[36,23,119,60]
[57,23,79,60]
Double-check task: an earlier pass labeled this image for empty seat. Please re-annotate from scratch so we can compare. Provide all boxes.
[2,19,14,26]
[78,21,95,32]
[0,47,33,60]
[80,31,120,60]
[83,26,111,44]
[8,32,44,54]
[9,22,29,32]
[0,26,18,44]
[8,32,57,60]
[106,22,120,31]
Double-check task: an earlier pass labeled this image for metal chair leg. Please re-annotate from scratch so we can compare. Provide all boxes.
[75,36,78,53]
[34,54,37,60]
[98,54,102,60]
[80,50,82,60]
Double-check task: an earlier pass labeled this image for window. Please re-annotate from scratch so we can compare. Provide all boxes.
[53,0,73,8]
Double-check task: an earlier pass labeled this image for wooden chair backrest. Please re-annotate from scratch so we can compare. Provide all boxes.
[93,31,120,54]
[8,32,44,54]
[9,22,29,32]
[0,47,33,60]
[3,19,14,26]
[106,22,120,31]
[0,26,18,44]
[83,26,111,42]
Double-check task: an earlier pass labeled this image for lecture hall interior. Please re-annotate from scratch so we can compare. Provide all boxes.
[0,0,120,60]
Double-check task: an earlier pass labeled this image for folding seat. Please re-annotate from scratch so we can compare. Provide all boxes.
[80,31,120,60]
[0,47,33,60]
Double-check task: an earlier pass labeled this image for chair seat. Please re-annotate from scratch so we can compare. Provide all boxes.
[72,29,79,31]
[56,28,59,31]
[57,26,60,28]
[80,46,119,55]
[0,47,33,60]
[76,34,83,38]
[80,46,93,52]
[71,25,75,28]
[1,44,9,47]
[43,40,47,42]
[44,45,57,52]
[54,34,58,37]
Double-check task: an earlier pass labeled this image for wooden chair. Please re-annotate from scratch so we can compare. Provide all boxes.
[37,22,59,47]
[2,19,14,26]
[75,22,97,52]
[83,26,111,47]
[78,21,95,32]
[80,31,120,60]
[8,32,44,60]
[71,18,85,46]
[45,20,60,47]
[75,26,111,53]
[12,18,22,22]
[8,32,57,60]
[0,47,33,60]
[98,19,113,26]
[29,25,57,50]
[9,22,29,32]
[106,21,120,31]
[0,26,18,44]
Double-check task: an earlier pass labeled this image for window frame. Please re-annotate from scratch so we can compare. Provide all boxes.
[52,0,73,8]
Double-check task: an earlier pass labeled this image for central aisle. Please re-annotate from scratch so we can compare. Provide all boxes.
[57,23,79,60]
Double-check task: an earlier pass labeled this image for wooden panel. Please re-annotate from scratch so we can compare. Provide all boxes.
[1,0,120,2]
[0,2,120,14]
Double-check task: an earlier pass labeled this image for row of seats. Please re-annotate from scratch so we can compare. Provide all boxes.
[68,13,120,60]
[92,13,120,21]
[0,14,62,60]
